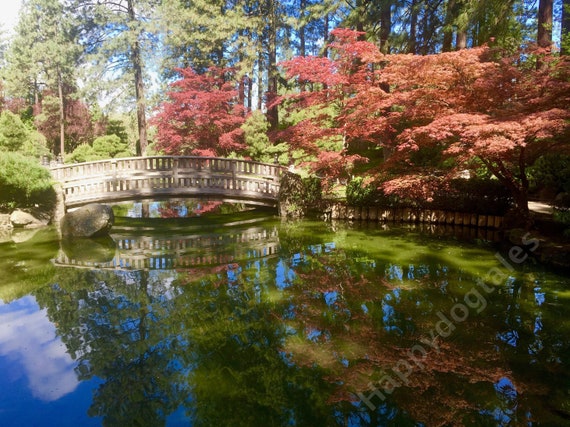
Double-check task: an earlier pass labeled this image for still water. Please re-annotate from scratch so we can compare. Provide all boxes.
[0,215,569,427]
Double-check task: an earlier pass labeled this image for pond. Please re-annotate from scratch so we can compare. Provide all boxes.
[0,215,569,427]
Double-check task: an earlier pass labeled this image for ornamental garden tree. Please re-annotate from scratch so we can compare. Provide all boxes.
[279,29,570,221]
[152,67,247,157]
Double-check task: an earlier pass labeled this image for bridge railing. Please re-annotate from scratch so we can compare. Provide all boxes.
[50,156,284,208]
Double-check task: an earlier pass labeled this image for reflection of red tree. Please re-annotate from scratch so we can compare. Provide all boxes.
[157,201,223,218]
[157,204,181,218]
[284,251,512,426]
[177,263,240,288]
[194,201,222,215]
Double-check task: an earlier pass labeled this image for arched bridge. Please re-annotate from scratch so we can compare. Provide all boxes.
[50,156,284,210]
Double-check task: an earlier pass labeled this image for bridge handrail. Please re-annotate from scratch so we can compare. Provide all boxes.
[50,156,284,181]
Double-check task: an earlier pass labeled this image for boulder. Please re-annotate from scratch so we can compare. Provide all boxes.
[61,204,114,238]
[10,210,46,229]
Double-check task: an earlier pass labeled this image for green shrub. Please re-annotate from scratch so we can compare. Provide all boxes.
[93,134,131,158]
[66,144,100,163]
[67,135,133,163]
[0,152,56,213]
[302,176,323,209]
[528,154,570,194]
[0,111,30,152]
[347,177,394,207]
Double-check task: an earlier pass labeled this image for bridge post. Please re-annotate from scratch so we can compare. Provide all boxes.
[231,159,237,190]
[173,157,179,188]
[111,159,118,192]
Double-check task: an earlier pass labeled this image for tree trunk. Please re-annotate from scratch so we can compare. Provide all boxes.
[379,1,391,54]
[300,0,306,57]
[323,13,330,57]
[420,2,430,54]
[409,0,418,54]
[128,0,148,156]
[355,0,366,38]
[299,0,307,91]
[247,74,253,111]
[57,67,65,157]
[537,0,553,50]
[456,31,467,50]
[238,75,246,110]
[266,0,279,131]
[442,0,456,52]
[257,56,263,111]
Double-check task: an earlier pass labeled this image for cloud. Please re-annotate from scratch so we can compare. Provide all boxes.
[0,295,79,401]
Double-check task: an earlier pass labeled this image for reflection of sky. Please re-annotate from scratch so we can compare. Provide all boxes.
[0,296,78,401]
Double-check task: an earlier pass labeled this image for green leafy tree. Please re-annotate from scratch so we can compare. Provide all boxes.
[92,134,132,158]
[3,0,81,156]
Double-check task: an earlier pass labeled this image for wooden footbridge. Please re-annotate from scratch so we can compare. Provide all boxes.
[50,156,284,210]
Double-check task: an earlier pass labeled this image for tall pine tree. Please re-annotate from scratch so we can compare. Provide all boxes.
[4,0,80,155]
[69,0,160,156]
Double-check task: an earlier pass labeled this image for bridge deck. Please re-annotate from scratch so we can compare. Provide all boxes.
[50,156,283,209]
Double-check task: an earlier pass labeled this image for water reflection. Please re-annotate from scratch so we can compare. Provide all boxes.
[54,226,280,270]
[0,296,78,401]
[1,221,569,426]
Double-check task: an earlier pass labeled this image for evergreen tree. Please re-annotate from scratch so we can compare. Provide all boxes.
[69,0,160,156]
[3,0,80,156]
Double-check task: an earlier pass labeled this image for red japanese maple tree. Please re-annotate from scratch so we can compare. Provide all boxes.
[153,67,248,157]
[279,29,570,218]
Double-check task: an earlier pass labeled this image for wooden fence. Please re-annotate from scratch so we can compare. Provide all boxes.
[326,203,504,229]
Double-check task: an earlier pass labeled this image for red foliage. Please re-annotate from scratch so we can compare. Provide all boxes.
[34,89,95,153]
[279,29,570,214]
[152,67,248,156]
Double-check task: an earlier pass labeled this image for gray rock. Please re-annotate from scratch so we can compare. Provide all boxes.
[10,210,45,229]
[61,204,114,238]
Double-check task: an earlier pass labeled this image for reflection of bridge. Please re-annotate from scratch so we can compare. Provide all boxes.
[50,156,284,210]
[54,226,280,270]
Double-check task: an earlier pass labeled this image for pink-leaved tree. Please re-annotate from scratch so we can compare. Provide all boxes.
[153,67,248,157]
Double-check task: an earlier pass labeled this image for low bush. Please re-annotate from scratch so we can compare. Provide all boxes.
[346,177,513,215]
[0,152,56,213]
